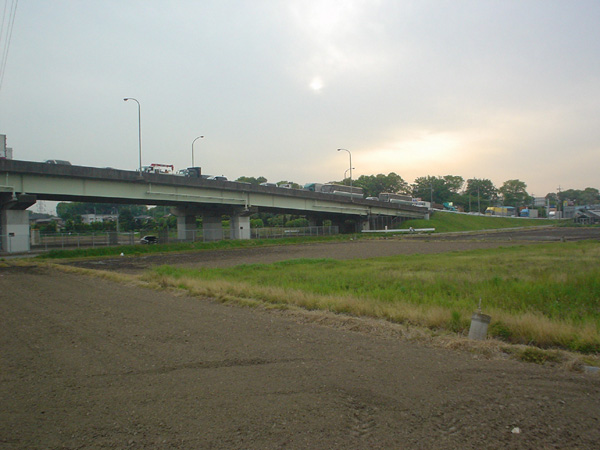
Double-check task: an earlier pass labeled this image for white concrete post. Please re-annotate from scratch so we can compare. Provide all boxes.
[230,214,250,240]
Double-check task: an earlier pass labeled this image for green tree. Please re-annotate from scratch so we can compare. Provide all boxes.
[412,175,463,204]
[545,193,558,205]
[559,188,600,206]
[236,176,267,185]
[118,208,135,231]
[353,173,409,198]
[250,218,264,228]
[57,202,147,221]
[463,178,498,212]
[442,175,465,194]
[465,178,497,200]
[499,179,531,206]
[581,187,600,205]
[285,218,309,227]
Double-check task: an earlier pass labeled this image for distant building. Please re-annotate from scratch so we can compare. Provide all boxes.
[29,214,65,229]
[80,214,118,224]
[575,207,600,224]
[1,134,13,159]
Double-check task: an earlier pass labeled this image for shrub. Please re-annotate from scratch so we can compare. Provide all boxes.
[489,321,513,341]
[517,348,561,365]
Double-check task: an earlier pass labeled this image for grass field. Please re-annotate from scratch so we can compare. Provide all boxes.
[150,240,600,353]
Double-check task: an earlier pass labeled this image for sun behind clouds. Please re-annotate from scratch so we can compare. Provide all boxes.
[309,76,324,92]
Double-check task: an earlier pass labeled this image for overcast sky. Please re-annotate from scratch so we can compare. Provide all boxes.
[1,0,599,198]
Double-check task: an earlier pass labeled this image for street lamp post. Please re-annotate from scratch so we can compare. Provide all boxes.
[430,183,433,205]
[344,167,355,181]
[123,98,142,172]
[191,136,204,167]
[337,148,353,195]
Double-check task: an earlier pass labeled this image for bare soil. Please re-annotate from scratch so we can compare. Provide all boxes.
[1,227,599,449]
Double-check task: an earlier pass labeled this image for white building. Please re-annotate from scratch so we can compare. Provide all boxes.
[80,214,118,225]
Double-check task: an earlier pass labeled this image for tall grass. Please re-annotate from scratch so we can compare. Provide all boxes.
[150,241,600,353]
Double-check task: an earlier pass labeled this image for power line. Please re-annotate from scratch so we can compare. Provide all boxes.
[0,0,19,96]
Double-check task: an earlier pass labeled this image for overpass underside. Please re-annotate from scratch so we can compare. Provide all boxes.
[0,160,428,253]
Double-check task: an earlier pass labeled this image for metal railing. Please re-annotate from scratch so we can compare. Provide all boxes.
[251,225,339,239]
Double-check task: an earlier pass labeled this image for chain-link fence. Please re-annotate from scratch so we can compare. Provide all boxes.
[31,231,138,251]
[22,225,339,252]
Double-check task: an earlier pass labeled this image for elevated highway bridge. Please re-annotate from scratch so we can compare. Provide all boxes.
[0,159,429,253]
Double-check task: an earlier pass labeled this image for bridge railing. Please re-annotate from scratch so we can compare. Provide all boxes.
[251,225,339,239]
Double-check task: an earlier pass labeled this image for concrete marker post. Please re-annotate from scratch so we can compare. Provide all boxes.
[468,299,491,341]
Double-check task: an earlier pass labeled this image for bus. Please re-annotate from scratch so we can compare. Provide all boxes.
[378,192,413,204]
[304,183,364,199]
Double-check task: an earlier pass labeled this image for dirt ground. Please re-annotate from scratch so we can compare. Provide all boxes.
[1,227,599,449]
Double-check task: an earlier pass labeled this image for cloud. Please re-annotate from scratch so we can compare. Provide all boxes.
[1,1,599,195]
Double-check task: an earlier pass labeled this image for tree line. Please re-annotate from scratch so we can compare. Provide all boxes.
[241,173,599,212]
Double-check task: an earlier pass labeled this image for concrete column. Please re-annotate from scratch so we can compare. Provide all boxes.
[361,218,370,231]
[176,215,197,241]
[202,213,223,241]
[230,214,250,240]
[171,206,199,242]
[1,210,31,253]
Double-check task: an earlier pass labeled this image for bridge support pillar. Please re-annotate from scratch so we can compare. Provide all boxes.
[1,210,31,253]
[1,193,36,253]
[230,213,250,240]
[360,218,370,231]
[172,206,199,242]
[176,214,197,241]
[202,214,224,241]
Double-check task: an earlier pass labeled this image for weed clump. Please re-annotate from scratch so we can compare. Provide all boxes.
[517,348,562,365]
